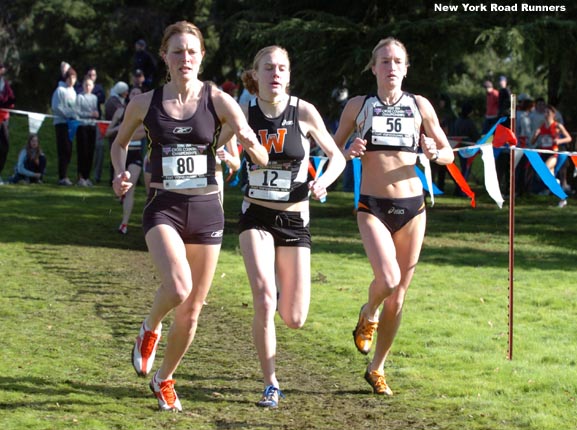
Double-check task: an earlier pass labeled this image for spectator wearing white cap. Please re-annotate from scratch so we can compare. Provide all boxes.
[105,81,129,121]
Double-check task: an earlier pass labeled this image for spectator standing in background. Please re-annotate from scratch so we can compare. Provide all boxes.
[0,62,16,185]
[238,83,256,106]
[105,81,129,122]
[131,68,148,92]
[51,67,78,186]
[133,39,157,89]
[85,68,107,183]
[515,94,534,195]
[516,94,533,148]
[76,67,106,110]
[433,93,456,191]
[482,79,499,134]
[56,61,71,86]
[497,75,511,125]
[453,101,480,183]
[495,75,512,193]
[220,79,238,100]
[75,78,99,186]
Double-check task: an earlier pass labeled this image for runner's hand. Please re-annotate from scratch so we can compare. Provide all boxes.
[112,171,132,197]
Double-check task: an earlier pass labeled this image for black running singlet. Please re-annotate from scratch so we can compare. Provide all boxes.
[244,96,310,203]
[144,82,221,189]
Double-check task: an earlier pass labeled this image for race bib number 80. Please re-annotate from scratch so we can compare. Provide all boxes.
[162,143,208,189]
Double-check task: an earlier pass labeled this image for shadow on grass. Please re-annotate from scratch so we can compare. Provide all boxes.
[0,376,141,406]
[0,185,148,251]
[22,244,151,343]
[2,183,576,272]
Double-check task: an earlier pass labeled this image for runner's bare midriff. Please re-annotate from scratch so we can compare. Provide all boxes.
[149,182,220,196]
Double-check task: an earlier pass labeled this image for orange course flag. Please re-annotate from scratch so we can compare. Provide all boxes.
[97,122,110,137]
[493,124,518,147]
[446,162,476,207]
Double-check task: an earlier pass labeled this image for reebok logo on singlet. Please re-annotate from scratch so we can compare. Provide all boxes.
[173,126,193,134]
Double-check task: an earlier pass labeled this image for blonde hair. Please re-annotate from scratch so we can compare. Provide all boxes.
[364,37,410,72]
[241,46,290,96]
[26,134,41,166]
[159,21,205,57]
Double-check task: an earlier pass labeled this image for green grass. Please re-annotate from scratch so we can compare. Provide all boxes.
[1,114,577,429]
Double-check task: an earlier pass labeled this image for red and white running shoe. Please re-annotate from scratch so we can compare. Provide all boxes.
[132,321,161,376]
[149,371,182,412]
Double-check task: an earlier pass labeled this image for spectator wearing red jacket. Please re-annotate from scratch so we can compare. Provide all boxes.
[0,62,16,184]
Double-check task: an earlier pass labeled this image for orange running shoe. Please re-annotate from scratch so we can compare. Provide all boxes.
[149,371,182,412]
[132,321,162,376]
[352,304,378,355]
[364,368,393,396]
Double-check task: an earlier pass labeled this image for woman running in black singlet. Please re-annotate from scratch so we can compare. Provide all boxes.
[237,46,345,408]
[110,21,268,412]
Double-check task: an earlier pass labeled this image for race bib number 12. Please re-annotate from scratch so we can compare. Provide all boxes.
[248,166,292,201]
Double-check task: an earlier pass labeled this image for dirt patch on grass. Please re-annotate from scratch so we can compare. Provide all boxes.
[27,243,448,430]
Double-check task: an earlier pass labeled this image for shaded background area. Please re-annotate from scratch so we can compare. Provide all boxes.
[1,0,577,130]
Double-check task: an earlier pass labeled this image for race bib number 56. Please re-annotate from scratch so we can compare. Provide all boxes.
[372,105,414,147]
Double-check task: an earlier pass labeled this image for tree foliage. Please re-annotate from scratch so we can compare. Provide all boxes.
[2,0,577,129]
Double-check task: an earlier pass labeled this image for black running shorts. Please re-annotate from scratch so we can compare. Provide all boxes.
[357,194,425,234]
[238,202,311,248]
[142,189,224,245]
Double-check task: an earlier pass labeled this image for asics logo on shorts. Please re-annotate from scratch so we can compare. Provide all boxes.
[211,230,224,238]
[388,207,405,215]
[173,126,193,134]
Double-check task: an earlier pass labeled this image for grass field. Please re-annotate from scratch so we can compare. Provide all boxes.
[1,114,576,429]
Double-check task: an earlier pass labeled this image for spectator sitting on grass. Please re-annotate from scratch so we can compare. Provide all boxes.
[9,134,46,184]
